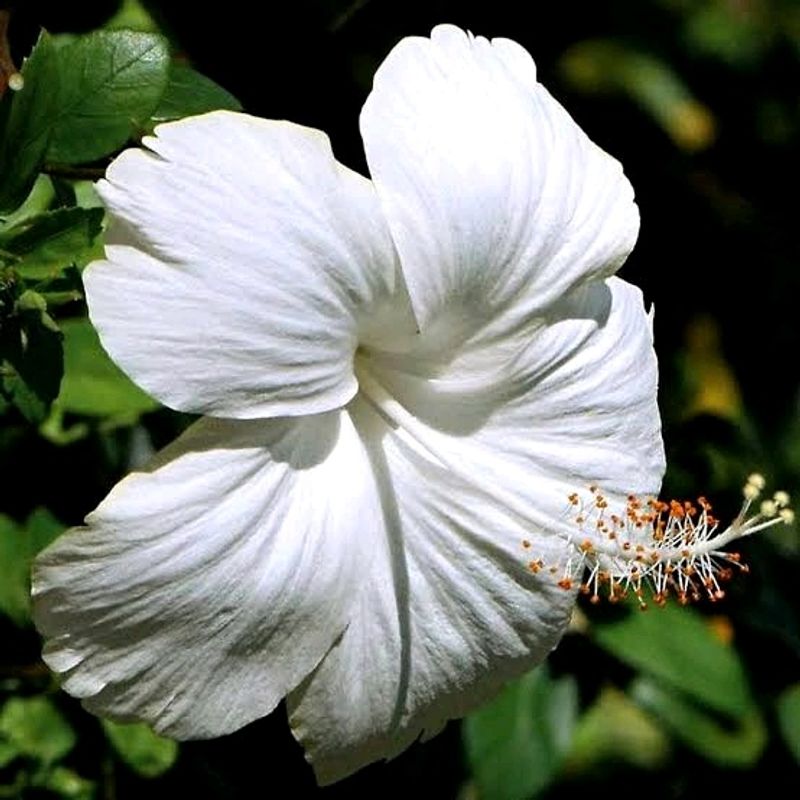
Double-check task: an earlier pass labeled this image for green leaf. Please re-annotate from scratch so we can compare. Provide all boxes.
[0,510,64,626]
[39,402,91,445]
[47,30,170,164]
[592,602,753,718]
[0,207,104,279]
[0,175,56,231]
[105,0,160,32]
[36,765,95,799]
[151,62,242,122]
[0,515,27,626]
[25,507,66,557]
[559,40,715,152]
[0,739,17,768]
[102,720,178,778]
[0,697,76,764]
[777,683,800,763]
[684,5,768,66]
[59,318,158,417]
[34,265,86,308]
[0,304,64,423]
[0,32,60,214]
[464,665,578,800]
[631,678,766,766]
[566,686,670,772]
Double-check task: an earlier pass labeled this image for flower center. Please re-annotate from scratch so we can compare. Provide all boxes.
[354,367,792,609]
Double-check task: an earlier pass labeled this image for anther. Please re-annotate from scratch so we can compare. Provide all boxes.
[774,491,790,508]
[529,476,793,608]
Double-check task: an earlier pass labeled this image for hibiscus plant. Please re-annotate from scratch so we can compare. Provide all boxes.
[0,3,798,800]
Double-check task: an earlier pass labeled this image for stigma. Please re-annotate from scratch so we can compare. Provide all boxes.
[523,474,793,609]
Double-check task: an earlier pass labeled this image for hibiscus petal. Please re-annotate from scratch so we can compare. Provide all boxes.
[287,395,576,784]
[32,410,382,738]
[360,25,639,338]
[485,278,665,495]
[88,111,401,418]
[367,277,665,499]
[289,277,663,783]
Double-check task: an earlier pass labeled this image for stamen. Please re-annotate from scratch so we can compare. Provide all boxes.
[523,474,792,608]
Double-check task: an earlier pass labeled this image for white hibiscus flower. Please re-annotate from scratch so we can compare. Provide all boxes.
[32,25,665,783]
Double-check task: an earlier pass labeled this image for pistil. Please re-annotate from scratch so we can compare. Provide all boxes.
[535,475,792,608]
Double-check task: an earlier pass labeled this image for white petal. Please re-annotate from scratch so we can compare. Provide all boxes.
[32,410,382,737]
[360,25,639,336]
[368,277,665,499]
[88,110,403,419]
[287,395,576,784]
[491,278,665,494]
[289,277,663,783]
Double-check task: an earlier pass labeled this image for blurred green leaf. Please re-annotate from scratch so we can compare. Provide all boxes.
[0,515,27,626]
[631,678,766,767]
[464,665,578,800]
[59,318,158,417]
[39,402,91,445]
[26,507,67,556]
[592,603,753,718]
[566,686,670,772]
[0,32,60,214]
[680,315,743,421]
[0,697,75,764]
[152,62,242,122]
[0,510,64,626]
[682,3,770,66]
[777,683,800,763]
[105,0,160,32]
[0,207,104,279]
[0,364,49,422]
[0,739,17,768]
[37,765,95,799]
[560,39,715,151]
[102,720,178,778]
[47,30,170,164]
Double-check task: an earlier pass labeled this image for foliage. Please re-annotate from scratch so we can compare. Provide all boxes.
[0,1,798,798]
